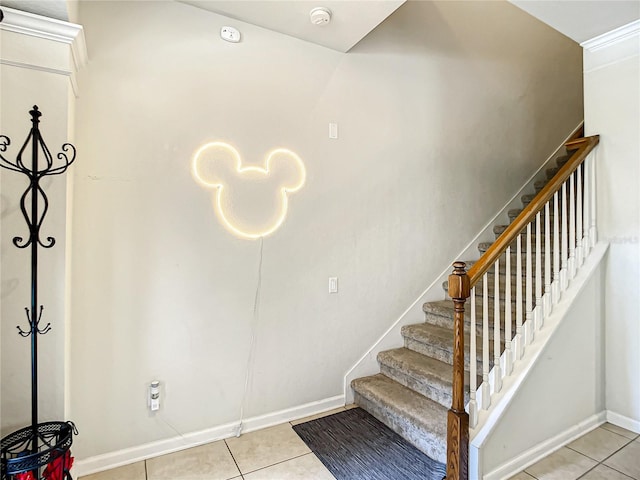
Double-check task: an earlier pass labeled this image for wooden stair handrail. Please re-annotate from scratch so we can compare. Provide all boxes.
[467,135,599,287]
[445,134,599,480]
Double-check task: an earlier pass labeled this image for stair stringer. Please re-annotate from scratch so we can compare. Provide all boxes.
[469,242,608,480]
[343,122,584,404]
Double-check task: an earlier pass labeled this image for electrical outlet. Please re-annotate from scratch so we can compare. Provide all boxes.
[149,381,160,411]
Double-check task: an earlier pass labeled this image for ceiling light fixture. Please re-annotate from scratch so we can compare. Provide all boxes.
[309,7,332,26]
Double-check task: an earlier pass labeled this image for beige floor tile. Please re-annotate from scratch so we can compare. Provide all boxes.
[525,447,597,480]
[146,441,240,480]
[601,423,639,440]
[581,464,636,480]
[226,423,311,474]
[79,461,146,480]
[568,426,632,461]
[604,439,640,479]
[508,471,536,479]
[290,407,345,426]
[243,453,336,480]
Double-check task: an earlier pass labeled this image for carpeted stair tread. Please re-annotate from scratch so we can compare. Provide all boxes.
[351,373,448,464]
[378,347,472,408]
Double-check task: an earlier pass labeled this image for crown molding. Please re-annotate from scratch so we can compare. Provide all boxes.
[0,6,87,72]
[581,19,640,52]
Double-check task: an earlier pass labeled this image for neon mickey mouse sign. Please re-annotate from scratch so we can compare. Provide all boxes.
[192,142,306,239]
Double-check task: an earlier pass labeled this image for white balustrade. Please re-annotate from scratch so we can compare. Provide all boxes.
[589,151,597,246]
[469,289,478,428]
[482,276,491,410]
[576,165,584,266]
[569,172,576,279]
[504,247,513,375]
[535,211,543,329]
[516,235,524,359]
[463,142,599,429]
[544,201,552,316]
[494,259,502,393]
[553,191,560,303]
[583,159,591,256]
[526,222,534,344]
[561,182,568,291]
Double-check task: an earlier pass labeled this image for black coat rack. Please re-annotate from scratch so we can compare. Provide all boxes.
[0,107,77,480]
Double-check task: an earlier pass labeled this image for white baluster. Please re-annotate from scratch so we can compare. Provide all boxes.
[576,164,584,266]
[553,191,561,303]
[526,222,534,344]
[583,158,591,257]
[504,246,513,375]
[494,258,502,393]
[482,275,491,410]
[544,201,552,316]
[569,172,576,279]
[561,182,568,291]
[535,211,543,329]
[589,151,598,247]
[469,289,478,428]
[516,234,524,359]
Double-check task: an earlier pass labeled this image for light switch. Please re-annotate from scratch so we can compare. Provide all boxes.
[329,277,338,293]
[329,123,338,139]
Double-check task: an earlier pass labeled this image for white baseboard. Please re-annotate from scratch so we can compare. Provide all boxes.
[482,411,606,480]
[73,394,344,477]
[606,410,640,434]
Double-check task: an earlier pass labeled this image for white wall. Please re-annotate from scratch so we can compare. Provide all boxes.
[583,24,640,430]
[0,14,78,434]
[69,0,583,460]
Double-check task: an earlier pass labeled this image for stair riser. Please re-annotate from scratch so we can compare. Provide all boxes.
[379,364,456,409]
[404,338,492,373]
[424,310,517,337]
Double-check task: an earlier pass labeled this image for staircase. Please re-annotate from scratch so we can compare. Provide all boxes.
[350,148,579,471]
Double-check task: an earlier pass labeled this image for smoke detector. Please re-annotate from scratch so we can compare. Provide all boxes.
[310,7,332,26]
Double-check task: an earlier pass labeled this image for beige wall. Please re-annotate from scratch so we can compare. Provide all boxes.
[69,0,583,460]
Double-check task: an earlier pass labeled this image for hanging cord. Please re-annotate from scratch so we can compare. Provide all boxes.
[236,237,264,436]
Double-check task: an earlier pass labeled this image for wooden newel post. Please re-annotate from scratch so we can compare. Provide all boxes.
[446,261,470,480]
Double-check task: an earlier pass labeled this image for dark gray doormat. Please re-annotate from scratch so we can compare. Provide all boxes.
[292,407,446,480]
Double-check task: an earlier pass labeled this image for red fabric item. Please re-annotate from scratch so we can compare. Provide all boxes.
[43,451,74,480]
[15,472,36,480]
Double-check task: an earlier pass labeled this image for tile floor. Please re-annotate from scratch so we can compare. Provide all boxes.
[78,407,350,480]
[510,423,640,480]
[79,412,639,480]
